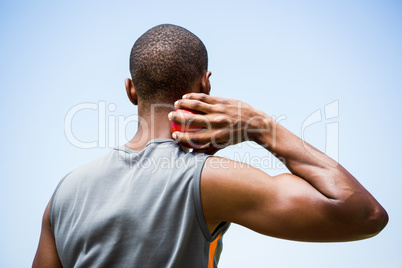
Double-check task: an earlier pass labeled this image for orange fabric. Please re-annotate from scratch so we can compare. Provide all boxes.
[208,233,222,268]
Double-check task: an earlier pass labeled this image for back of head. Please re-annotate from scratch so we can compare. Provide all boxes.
[130,24,208,105]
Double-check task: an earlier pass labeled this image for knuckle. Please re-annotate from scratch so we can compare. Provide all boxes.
[171,113,177,121]
[202,116,213,129]
[217,131,229,142]
[186,115,195,124]
[214,130,223,140]
[175,112,187,122]
[189,136,200,144]
[182,114,191,122]
[213,114,230,126]
[199,93,207,101]
[211,130,224,143]
[215,115,226,123]
[219,98,230,105]
[192,100,201,108]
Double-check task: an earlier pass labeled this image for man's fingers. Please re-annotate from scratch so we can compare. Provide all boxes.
[182,93,229,105]
[182,93,218,104]
[172,131,213,147]
[174,99,216,114]
[168,111,211,127]
[172,130,232,150]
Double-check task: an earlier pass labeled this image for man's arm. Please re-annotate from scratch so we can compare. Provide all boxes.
[32,200,62,268]
[169,93,388,242]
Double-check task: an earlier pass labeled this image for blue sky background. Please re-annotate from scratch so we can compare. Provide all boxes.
[1,0,401,267]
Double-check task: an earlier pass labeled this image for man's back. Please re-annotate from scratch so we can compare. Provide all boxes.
[32,24,387,268]
[50,139,229,267]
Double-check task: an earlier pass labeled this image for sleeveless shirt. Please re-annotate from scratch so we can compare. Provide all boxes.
[50,139,229,268]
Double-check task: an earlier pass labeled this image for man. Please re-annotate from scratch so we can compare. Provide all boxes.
[33,24,388,268]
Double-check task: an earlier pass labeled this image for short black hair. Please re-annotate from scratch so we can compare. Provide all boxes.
[129,24,208,104]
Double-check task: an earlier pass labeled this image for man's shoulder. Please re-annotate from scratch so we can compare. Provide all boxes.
[61,149,118,183]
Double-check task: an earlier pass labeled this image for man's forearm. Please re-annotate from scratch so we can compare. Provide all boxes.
[254,114,387,225]
[254,116,348,199]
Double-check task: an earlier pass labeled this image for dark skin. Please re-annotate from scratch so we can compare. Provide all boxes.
[33,71,388,267]
[169,92,388,240]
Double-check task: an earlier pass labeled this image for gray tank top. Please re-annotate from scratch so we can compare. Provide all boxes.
[50,139,230,268]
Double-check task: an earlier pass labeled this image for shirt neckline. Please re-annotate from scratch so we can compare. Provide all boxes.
[114,138,177,154]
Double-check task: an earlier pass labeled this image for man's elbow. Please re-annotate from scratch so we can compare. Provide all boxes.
[335,194,389,240]
[362,204,388,238]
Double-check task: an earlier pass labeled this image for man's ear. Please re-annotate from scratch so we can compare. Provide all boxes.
[125,78,138,106]
[200,71,211,95]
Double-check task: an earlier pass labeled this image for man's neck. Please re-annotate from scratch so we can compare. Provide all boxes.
[125,108,173,151]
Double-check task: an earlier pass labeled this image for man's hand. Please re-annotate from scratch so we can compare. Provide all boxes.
[168,93,270,154]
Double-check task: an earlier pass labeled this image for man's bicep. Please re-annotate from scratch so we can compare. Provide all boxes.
[200,157,335,241]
